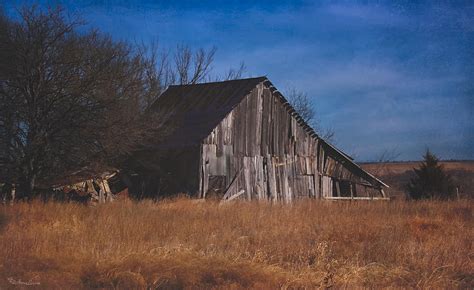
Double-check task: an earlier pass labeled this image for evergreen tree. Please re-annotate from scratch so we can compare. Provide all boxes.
[407,149,455,199]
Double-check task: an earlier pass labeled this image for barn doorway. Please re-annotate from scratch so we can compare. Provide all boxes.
[206,175,227,199]
[332,179,353,197]
[339,180,352,197]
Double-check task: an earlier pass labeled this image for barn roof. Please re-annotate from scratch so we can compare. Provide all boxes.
[150,76,388,188]
[149,77,267,148]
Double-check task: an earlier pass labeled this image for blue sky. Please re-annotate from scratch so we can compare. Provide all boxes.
[4,0,473,161]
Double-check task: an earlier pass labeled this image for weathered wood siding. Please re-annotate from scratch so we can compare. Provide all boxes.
[199,82,383,201]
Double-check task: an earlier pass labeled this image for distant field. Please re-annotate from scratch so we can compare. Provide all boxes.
[0,199,472,288]
[361,161,474,199]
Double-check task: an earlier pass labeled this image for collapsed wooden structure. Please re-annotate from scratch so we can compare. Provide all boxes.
[53,172,117,203]
[127,77,388,201]
[1,171,117,204]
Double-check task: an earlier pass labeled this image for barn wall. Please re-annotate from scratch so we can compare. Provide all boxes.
[200,83,382,201]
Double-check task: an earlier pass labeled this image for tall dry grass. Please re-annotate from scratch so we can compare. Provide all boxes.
[0,198,472,288]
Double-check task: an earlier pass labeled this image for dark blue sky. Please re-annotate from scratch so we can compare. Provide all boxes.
[4,0,473,161]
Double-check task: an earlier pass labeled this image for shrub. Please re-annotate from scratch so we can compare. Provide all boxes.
[407,149,456,199]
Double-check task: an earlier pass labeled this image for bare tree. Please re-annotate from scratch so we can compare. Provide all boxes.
[0,6,164,197]
[173,44,216,85]
[221,61,246,81]
[155,44,246,87]
[286,87,335,142]
[372,148,401,176]
[286,88,315,124]
[138,43,240,91]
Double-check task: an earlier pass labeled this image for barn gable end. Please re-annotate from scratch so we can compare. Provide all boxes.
[198,79,387,201]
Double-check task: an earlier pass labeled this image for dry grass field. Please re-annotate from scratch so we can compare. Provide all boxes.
[0,199,472,289]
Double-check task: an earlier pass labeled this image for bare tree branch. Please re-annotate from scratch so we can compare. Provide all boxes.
[286,87,335,143]
[372,148,401,176]
[222,61,246,81]
[173,44,216,85]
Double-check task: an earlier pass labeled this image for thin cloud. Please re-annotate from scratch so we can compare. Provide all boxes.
[326,3,409,27]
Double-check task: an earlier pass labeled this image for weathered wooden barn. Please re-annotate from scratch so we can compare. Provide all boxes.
[128,77,388,201]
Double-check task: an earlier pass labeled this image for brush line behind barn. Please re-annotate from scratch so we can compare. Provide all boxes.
[0,199,472,288]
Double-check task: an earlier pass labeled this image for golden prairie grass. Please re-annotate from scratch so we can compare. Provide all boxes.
[0,198,472,289]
